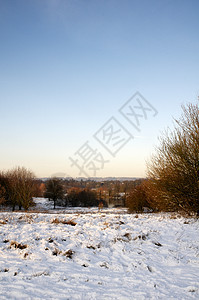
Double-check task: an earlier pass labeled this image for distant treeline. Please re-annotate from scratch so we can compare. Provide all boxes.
[0,168,142,210]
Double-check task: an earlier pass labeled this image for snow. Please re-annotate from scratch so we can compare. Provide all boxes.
[33,197,128,214]
[0,200,199,299]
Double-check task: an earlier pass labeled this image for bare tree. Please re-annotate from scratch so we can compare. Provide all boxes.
[0,184,6,205]
[0,172,10,206]
[7,167,36,210]
[147,102,199,214]
[44,178,64,209]
[0,168,35,210]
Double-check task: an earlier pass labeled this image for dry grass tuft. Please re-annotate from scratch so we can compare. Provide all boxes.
[0,220,7,225]
[3,239,9,243]
[18,214,34,223]
[117,232,132,242]
[10,241,27,250]
[52,248,62,256]
[133,233,148,241]
[51,218,77,226]
[63,249,74,259]
[64,220,77,226]
[51,218,60,224]
[87,245,96,250]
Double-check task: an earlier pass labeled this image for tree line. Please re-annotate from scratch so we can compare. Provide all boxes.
[0,167,140,210]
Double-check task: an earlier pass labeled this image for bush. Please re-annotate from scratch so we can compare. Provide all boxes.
[126,179,177,213]
[147,102,199,214]
[0,167,35,210]
[126,181,151,213]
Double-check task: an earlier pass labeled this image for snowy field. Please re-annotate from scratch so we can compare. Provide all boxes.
[0,200,199,299]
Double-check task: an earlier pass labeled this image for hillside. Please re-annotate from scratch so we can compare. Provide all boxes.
[0,203,198,299]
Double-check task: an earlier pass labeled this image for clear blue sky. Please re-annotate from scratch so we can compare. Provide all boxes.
[0,0,198,178]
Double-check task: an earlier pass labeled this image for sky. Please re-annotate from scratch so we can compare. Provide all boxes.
[0,0,199,179]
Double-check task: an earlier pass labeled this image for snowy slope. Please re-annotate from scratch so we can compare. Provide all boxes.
[0,210,199,299]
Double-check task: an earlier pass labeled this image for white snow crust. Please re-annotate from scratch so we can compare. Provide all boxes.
[0,200,199,299]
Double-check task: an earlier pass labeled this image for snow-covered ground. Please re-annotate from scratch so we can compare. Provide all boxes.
[0,200,199,299]
[33,197,128,214]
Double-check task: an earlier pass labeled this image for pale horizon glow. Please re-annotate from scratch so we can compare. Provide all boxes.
[0,0,198,178]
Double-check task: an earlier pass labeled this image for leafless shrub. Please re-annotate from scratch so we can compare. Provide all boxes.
[147,102,199,214]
